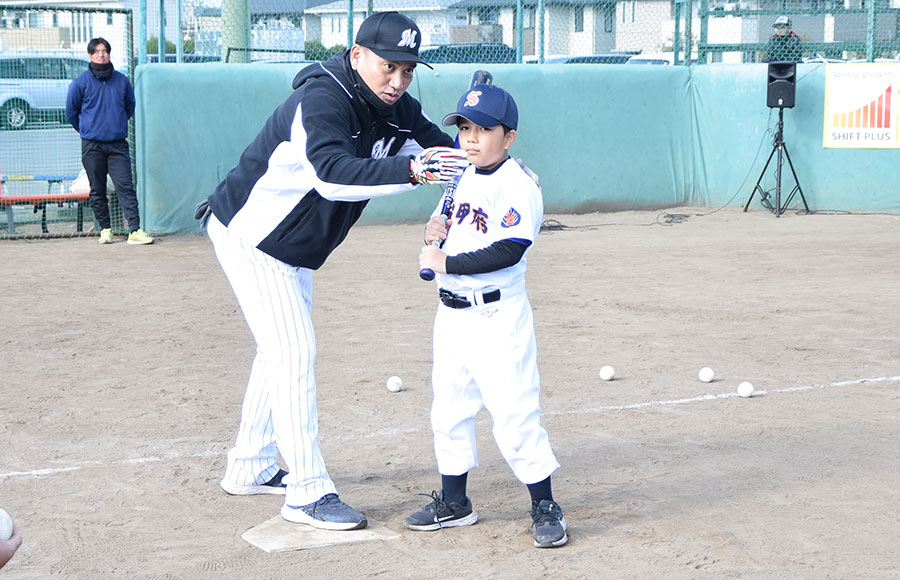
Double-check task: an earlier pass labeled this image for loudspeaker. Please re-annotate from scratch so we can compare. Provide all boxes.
[767,61,796,108]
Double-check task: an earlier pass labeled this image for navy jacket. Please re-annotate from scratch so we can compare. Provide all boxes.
[66,66,135,142]
[208,51,454,269]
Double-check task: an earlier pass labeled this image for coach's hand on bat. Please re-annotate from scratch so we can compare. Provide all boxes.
[411,147,468,185]
[419,244,447,276]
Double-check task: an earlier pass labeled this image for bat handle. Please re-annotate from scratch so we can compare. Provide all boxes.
[418,238,443,281]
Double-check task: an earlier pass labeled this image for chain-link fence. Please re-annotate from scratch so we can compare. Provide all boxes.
[2,0,898,237]
[170,0,899,65]
[0,4,133,238]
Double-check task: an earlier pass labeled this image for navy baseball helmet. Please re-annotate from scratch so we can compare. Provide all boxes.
[355,11,432,69]
[442,84,519,130]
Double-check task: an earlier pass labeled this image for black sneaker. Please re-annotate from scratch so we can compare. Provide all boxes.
[404,490,478,531]
[530,499,568,548]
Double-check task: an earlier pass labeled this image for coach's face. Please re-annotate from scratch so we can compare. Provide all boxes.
[350,45,415,105]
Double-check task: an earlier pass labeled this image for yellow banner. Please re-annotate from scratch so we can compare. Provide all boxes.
[823,63,900,149]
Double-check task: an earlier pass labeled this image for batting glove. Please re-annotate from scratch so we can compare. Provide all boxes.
[410,147,468,185]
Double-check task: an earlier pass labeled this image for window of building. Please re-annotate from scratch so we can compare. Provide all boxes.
[632,1,637,22]
[605,5,614,32]
[477,8,499,25]
[575,6,584,32]
[107,12,113,26]
[523,7,535,28]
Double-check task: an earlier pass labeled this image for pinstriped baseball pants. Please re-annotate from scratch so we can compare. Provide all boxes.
[207,215,337,507]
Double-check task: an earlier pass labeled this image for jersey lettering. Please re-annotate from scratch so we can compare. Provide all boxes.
[471,208,489,233]
[371,137,396,159]
[453,202,490,233]
[455,202,471,224]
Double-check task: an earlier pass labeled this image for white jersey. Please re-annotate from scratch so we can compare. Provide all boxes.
[427,156,559,485]
[435,157,543,293]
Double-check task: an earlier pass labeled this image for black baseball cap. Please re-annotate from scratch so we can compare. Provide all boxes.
[355,11,432,69]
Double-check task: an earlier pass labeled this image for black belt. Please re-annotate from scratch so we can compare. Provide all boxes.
[439,288,501,309]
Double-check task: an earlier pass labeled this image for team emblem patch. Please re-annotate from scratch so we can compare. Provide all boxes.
[501,207,521,228]
[398,29,418,49]
[464,90,482,107]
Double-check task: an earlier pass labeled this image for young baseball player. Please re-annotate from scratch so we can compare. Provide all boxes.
[411,84,567,548]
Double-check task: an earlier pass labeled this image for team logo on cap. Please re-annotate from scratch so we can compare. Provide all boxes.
[501,207,521,228]
[398,29,418,48]
[464,90,482,107]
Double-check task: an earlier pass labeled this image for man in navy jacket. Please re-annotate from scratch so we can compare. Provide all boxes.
[203,12,466,530]
[66,37,153,245]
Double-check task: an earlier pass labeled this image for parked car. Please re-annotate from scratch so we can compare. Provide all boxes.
[626,53,674,65]
[0,53,89,130]
[145,53,221,63]
[418,43,517,64]
[626,52,697,65]
[543,54,633,64]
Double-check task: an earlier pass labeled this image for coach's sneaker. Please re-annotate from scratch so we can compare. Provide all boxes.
[127,228,154,245]
[530,499,568,548]
[220,468,288,496]
[404,490,478,531]
[281,493,367,531]
[98,228,113,244]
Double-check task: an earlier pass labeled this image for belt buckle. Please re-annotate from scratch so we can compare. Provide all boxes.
[439,289,471,309]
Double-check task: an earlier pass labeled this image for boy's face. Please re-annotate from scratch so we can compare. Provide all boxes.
[775,24,791,37]
[457,119,516,172]
[349,45,415,105]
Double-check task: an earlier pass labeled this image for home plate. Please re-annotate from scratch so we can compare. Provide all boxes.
[241,516,401,552]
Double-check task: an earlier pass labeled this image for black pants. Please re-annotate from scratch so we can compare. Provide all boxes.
[81,138,140,231]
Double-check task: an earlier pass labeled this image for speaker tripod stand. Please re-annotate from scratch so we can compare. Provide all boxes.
[744,107,809,217]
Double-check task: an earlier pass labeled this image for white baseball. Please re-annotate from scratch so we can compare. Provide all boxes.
[0,508,13,541]
[737,381,755,398]
[599,365,616,381]
[698,367,715,383]
[386,376,403,393]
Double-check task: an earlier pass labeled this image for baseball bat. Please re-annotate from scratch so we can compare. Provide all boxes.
[419,69,493,281]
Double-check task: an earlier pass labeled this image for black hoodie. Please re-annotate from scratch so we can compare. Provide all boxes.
[208,51,453,269]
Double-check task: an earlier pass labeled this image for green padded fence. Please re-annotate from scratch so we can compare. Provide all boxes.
[134,62,900,236]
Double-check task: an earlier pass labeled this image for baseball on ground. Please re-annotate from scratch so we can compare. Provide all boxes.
[599,365,616,381]
[737,381,755,398]
[0,508,12,541]
[698,367,715,383]
[386,376,403,392]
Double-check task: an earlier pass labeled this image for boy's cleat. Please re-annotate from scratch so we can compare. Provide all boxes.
[220,468,288,496]
[530,499,568,548]
[404,490,478,531]
[127,228,154,245]
[281,493,367,531]
[98,228,114,244]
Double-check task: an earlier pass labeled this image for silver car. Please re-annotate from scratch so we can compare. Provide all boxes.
[0,53,89,130]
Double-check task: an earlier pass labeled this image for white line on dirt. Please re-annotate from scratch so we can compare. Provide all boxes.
[2,375,898,480]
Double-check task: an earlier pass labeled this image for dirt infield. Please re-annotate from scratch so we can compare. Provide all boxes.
[1,207,898,579]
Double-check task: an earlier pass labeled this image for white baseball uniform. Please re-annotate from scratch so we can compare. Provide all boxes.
[430,157,559,485]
